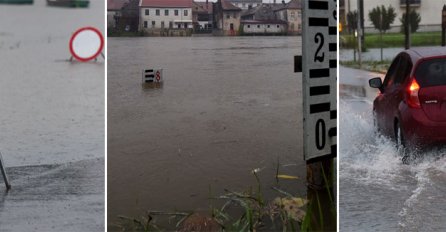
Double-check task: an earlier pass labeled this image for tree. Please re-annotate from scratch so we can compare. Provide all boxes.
[369,5,396,61]
[346,10,358,34]
[400,10,421,33]
[368,5,397,33]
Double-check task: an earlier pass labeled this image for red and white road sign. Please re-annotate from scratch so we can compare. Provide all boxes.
[69,27,104,62]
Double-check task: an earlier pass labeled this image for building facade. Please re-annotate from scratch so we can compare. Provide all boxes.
[343,0,445,32]
[227,0,262,10]
[241,20,287,35]
[274,0,302,35]
[213,0,242,36]
[193,1,213,30]
[139,0,193,32]
[107,0,129,29]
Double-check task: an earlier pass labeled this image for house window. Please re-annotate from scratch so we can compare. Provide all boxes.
[156,9,160,16]
[277,25,280,28]
[267,25,270,28]
[144,21,148,28]
[175,10,179,16]
[247,25,251,28]
[257,25,260,28]
[145,9,149,15]
[184,10,188,16]
[161,21,165,28]
[152,21,155,28]
[226,14,230,19]
[165,9,169,16]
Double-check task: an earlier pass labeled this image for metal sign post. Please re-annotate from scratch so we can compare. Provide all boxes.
[299,0,337,230]
[0,151,11,190]
[442,5,446,46]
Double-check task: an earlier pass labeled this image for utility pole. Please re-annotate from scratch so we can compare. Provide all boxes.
[405,0,410,49]
[357,0,362,67]
[442,5,446,46]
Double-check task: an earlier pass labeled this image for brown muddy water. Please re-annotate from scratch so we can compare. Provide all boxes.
[107,36,305,227]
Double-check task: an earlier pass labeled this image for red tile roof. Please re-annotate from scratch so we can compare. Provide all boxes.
[140,0,193,8]
[195,1,213,14]
[221,0,241,11]
[108,0,128,10]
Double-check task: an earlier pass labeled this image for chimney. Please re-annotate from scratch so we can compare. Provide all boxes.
[282,0,285,5]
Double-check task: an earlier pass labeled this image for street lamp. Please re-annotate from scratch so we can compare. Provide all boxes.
[442,5,446,46]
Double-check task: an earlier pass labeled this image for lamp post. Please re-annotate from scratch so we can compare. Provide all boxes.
[405,0,410,49]
[442,5,446,46]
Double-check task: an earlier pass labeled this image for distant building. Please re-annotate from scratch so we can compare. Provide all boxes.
[343,0,444,32]
[240,3,287,35]
[107,0,128,29]
[139,0,193,32]
[241,20,287,35]
[274,0,302,35]
[108,0,139,32]
[241,3,277,21]
[227,0,262,10]
[193,1,213,30]
[213,0,242,36]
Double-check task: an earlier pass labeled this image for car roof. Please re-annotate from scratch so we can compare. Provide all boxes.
[405,47,446,60]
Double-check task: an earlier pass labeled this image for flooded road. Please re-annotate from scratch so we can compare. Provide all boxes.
[107,36,305,226]
[339,66,446,231]
[0,0,104,166]
[0,1,104,230]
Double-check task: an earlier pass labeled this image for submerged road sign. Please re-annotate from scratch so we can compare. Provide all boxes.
[302,0,337,162]
[0,151,11,190]
[69,27,104,62]
[142,68,163,83]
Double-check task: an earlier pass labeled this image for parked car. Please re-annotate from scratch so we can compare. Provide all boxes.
[369,47,446,150]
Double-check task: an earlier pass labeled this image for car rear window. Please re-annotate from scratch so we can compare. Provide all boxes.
[415,58,446,87]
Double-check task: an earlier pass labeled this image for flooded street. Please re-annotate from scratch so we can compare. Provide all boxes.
[0,1,104,230]
[107,36,305,226]
[339,66,446,231]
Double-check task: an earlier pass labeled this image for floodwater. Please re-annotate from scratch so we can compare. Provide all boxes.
[0,0,104,166]
[339,66,446,231]
[0,1,104,231]
[108,36,306,226]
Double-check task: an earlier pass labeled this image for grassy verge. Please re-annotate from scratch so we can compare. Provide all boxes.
[112,162,336,231]
[341,31,443,49]
[341,60,391,74]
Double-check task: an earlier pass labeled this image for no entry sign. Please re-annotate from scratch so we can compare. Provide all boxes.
[69,27,104,62]
[302,0,337,162]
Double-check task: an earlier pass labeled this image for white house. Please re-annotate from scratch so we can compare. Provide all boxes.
[241,20,287,34]
[139,0,193,31]
[343,0,446,32]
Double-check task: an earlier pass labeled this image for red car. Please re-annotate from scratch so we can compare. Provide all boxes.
[369,47,446,149]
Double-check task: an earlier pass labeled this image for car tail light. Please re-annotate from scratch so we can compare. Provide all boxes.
[407,78,421,108]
